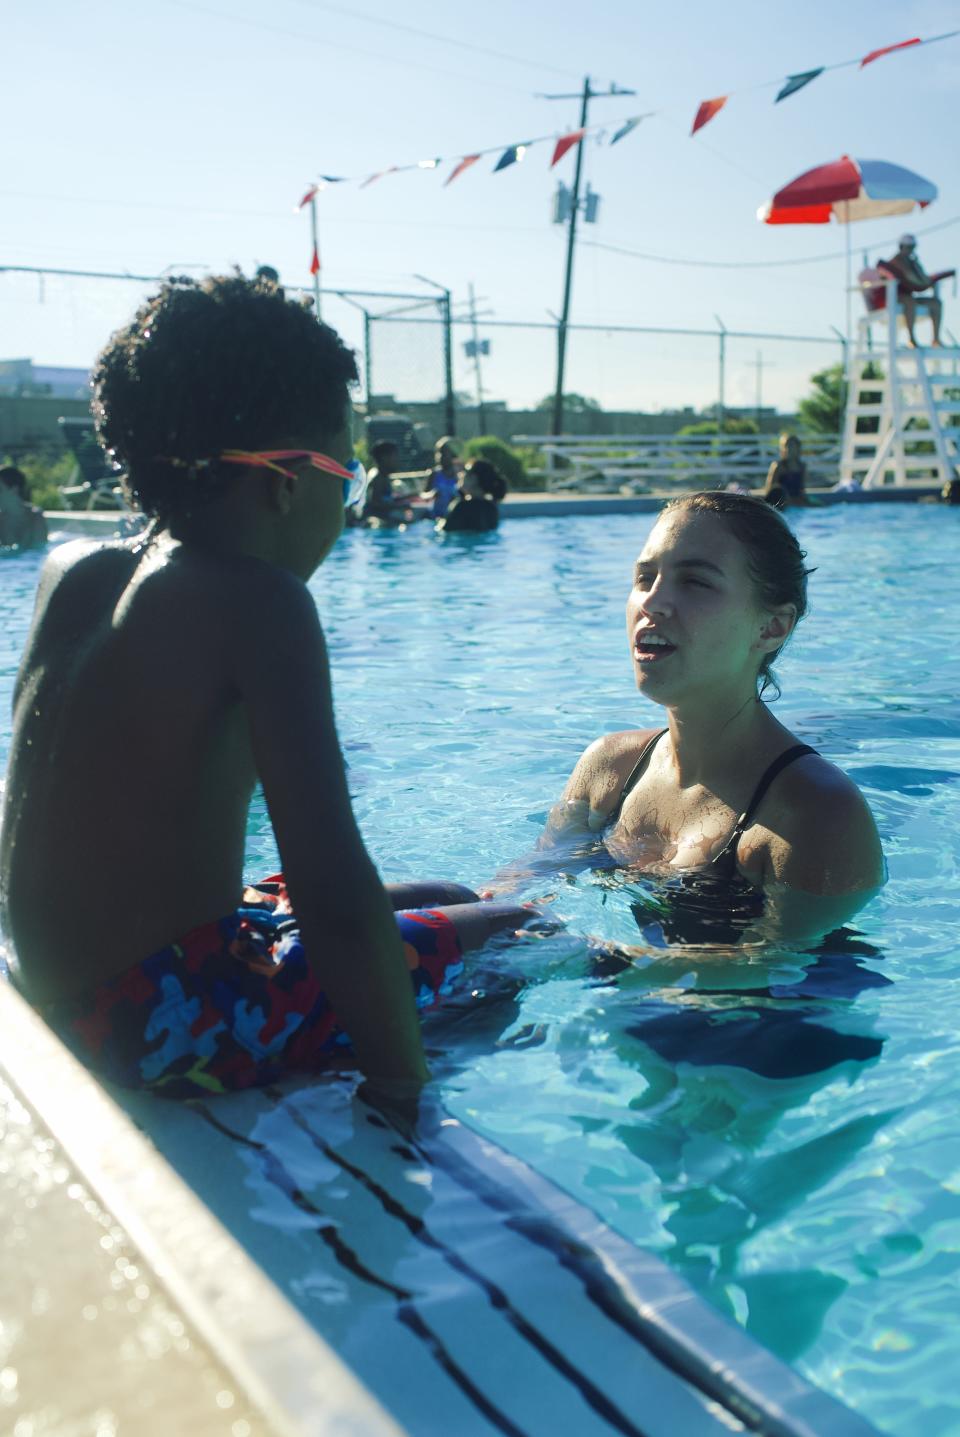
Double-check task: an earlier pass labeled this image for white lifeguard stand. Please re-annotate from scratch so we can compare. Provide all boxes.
[840,275,960,489]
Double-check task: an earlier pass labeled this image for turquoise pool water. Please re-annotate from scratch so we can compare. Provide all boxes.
[3,506,959,1436]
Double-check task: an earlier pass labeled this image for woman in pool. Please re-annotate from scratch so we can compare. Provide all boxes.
[539,490,884,946]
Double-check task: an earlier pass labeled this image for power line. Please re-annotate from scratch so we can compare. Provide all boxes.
[287,0,586,82]
[582,215,960,271]
[163,0,542,96]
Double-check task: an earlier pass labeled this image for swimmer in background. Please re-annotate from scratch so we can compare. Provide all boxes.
[357,439,413,526]
[437,458,507,533]
[420,436,463,518]
[762,433,809,508]
[0,275,530,1102]
[490,491,884,949]
[0,465,47,551]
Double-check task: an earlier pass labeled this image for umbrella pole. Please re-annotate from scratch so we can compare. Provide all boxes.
[844,205,852,344]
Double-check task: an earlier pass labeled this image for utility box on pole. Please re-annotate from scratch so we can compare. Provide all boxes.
[552,183,574,225]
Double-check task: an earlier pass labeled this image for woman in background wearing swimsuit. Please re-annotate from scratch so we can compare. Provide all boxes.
[543,491,883,947]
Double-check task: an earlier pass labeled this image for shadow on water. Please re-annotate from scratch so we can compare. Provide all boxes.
[426,886,895,1366]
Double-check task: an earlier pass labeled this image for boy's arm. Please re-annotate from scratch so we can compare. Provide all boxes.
[231,564,429,1086]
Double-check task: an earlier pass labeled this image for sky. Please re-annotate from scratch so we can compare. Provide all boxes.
[4,0,960,417]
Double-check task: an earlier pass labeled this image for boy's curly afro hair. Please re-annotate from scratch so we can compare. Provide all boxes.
[92,272,358,520]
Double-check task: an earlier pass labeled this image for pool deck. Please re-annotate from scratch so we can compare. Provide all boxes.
[43,484,941,536]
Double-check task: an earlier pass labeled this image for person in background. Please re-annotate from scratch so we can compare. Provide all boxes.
[941,478,960,505]
[762,433,808,508]
[879,235,950,349]
[359,440,410,526]
[438,458,507,533]
[421,437,463,518]
[0,465,47,551]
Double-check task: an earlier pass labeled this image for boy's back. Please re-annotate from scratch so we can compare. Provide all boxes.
[2,536,284,1002]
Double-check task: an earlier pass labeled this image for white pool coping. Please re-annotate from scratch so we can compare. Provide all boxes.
[0,979,405,1437]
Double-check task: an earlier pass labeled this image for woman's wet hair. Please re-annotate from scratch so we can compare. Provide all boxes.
[660,489,814,698]
[0,465,28,499]
[466,458,507,500]
[93,272,358,521]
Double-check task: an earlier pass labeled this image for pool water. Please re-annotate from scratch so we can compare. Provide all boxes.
[3,505,960,1437]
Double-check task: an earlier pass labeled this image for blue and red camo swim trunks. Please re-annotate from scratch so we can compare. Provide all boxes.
[44,876,464,1098]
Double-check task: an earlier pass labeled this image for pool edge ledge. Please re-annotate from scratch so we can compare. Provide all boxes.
[0,979,405,1437]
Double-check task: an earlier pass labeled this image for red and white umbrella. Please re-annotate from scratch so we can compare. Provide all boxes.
[758,156,938,337]
[758,155,937,225]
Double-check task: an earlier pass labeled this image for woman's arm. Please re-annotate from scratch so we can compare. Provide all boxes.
[481,731,656,897]
[762,461,780,494]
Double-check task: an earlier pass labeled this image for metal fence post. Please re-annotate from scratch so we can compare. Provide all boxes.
[442,289,456,437]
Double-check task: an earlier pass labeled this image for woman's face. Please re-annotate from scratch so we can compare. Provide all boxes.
[625,509,786,709]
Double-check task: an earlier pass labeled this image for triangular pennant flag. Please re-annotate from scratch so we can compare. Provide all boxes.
[493,145,521,171]
[691,96,727,134]
[309,246,320,276]
[445,154,481,186]
[551,129,586,167]
[861,36,921,67]
[360,166,398,189]
[610,116,643,145]
[775,68,824,102]
[298,184,319,209]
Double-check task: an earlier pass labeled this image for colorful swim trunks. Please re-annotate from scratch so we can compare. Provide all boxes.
[45,876,464,1098]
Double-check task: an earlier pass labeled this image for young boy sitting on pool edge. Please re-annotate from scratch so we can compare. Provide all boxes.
[0,273,530,1100]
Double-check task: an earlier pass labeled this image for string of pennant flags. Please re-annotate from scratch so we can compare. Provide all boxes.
[297,26,958,223]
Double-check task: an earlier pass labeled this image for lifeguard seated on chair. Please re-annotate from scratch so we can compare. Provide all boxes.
[862,233,955,348]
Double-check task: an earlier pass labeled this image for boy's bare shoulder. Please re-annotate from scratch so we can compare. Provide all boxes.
[33,539,315,657]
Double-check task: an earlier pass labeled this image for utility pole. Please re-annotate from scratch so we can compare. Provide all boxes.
[540,77,635,436]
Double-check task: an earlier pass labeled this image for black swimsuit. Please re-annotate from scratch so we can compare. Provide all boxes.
[605,730,818,945]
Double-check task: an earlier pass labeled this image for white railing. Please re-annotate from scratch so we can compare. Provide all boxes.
[511,433,841,493]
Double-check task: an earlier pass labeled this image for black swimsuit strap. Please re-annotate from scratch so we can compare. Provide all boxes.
[740,744,818,827]
[606,729,668,827]
[710,743,819,873]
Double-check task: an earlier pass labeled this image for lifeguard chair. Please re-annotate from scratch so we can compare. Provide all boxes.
[840,272,960,489]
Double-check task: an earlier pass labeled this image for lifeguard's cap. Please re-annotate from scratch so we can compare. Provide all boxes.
[899,233,917,247]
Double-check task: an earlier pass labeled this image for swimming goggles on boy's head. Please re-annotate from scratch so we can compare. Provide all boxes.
[219,449,368,508]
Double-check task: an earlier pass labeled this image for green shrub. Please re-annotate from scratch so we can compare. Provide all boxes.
[2,451,77,511]
[463,435,544,490]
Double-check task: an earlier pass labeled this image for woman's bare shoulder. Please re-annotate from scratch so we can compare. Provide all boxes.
[757,752,885,894]
[562,727,663,811]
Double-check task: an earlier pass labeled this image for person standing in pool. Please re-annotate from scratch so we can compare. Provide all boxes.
[762,433,808,509]
[538,491,884,945]
[0,274,530,1099]
[420,436,463,518]
[0,465,47,551]
[437,458,507,533]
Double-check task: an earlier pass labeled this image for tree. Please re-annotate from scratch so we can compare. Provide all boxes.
[677,417,759,437]
[533,392,601,413]
[797,363,844,434]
